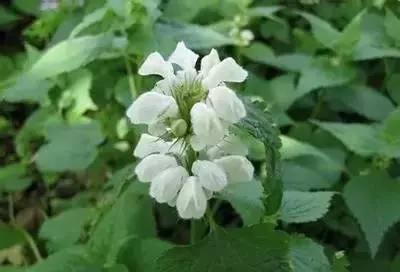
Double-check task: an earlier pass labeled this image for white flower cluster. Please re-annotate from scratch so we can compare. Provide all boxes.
[126,42,254,219]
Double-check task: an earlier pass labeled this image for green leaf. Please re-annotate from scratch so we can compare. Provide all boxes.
[386,73,400,104]
[219,180,265,225]
[1,78,55,103]
[280,191,335,223]
[332,251,350,272]
[116,238,172,272]
[313,121,400,158]
[28,34,113,80]
[0,163,32,193]
[247,6,283,18]
[382,108,400,145]
[35,121,104,172]
[343,171,400,257]
[0,6,20,26]
[155,23,234,50]
[39,208,94,252]
[0,224,25,251]
[70,7,108,38]
[333,10,364,55]
[88,183,156,265]
[289,236,331,272]
[163,0,215,22]
[12,0,40,15]
[384,9,400,46]
[325,85,395,121]
[157,224,291,272]
[28,247,102,272]
[296,57,357,98]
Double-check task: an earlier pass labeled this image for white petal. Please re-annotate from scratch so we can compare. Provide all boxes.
[200,49,220,77]
[168,41,199,70]
[207,86,246,123]
[190,102,226,147]
[192,160,227,192]
[126,92,178,124]
[167,139,187,155]
[150,166,189,203]
[138,52,174,79]
[135,154,177,183]
[148,120,168,137]
[206,134,248,159]
[214,155,254,183]
[190,135,206,151]
[176,176,207,219]
[202,58,248,89]
[133,134,171,158]
[153,78,174,95]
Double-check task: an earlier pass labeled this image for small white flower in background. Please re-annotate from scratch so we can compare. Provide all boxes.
[126,42,254,219]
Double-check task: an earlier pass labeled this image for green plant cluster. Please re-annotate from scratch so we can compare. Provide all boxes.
[0,0,400,271]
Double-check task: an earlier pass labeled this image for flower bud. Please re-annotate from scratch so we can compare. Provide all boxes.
[171,119,188,137]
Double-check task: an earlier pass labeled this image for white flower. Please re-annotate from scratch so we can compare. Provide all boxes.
[135,154,177,183]
[192,160,227,192]
[215,155,254,183]
[133,134,171,158]
[150,166,189,203]
[138,52,174,79]
[207,86,246,123]
[190,102,226,149]
[169,42,199,70]
[176,176,207,219]
[206,134,248,160]
[201,58,248,89]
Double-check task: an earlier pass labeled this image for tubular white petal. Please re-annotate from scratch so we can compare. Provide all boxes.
[168,41,199,70]
[192,160,227,192]
[190,102,226,147]
[150,166,189,203]
[190,135,206,151]
[207,86,246,123]
[138,52,174,79]
[214,155,254,183]
[126,92,178,124]
[200,49,220,77]
[206,134,248,159]
[148,120,168,137]
[133,134,171,158]
[135,154,178,183]
[202,58,248,89]
[153,79,174,95]
[176,177,207,219]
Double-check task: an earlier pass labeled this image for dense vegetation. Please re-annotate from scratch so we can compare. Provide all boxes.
[1,0,400,271]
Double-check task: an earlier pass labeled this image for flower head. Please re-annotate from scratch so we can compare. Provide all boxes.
[127,42,253,219]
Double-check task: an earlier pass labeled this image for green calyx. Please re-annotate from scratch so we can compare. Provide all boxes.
[171,119,188,138]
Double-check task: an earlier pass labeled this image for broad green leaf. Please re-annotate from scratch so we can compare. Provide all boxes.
[282,162,333,191]
[384,9,400,46]
[386,73,400,104]
[325,85,395,121]
[343,171,400,257]
[333,10,364,55]
[60,69,97,120]
[155,23,234,50]
[247,6,283,18]
[28,247,102,272]
[219,180,264,225]
[1,78,54,103]
[313,121,400,158]
[116,238,172,272]
[157,224,291,272]
[289,236,331,272]
[382,108,400,145]
[70,7,108,38]
[28,34,113,79]
[39,208,94,252]
[163,0,216,22]
[0,163,32,193]
[88,183,156,265]
[0,225,25,251]
[280,191,335,223]
[12,0,40,15]
[296,57,357,98]
[35,121,104,172]
[298,12,340,48]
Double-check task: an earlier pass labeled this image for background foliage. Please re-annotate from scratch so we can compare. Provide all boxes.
[1,0,400,271]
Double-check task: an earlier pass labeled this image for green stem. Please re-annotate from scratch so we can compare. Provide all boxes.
[8,194,15,223]
[124,54,136,98]
[19,228,43,262]
[206,207,217,232]
[190,219,197,244]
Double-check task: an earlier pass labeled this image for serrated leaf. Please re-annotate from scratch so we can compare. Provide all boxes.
[39,208,94,252]
[289,236,331,272]
[0,225,24,251]
[35,121,104,172]
[88,183,156,265]
[313,121,400,158]
[220,180,265,225]
[28,34,113,79]
[343,171,400,257]
[157,224,291,272]
[325,85,395,121]
[296,57,357,98]
[280,191,335,223]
